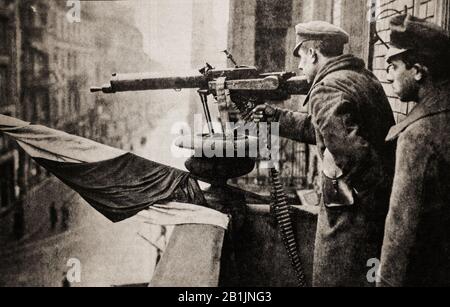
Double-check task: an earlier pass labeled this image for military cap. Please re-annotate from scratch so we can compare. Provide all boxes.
[386,14,450,61]
[293,21,349,57]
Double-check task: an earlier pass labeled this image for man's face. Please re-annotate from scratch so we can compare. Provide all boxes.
[297,47,318,84]
[386,58,420,102]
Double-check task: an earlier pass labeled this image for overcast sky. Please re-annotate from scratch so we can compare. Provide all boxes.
[128,0,229,70]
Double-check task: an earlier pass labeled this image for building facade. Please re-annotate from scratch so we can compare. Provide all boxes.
[1,0,154,243]
[0,0,20,239]
[368,0,450,122]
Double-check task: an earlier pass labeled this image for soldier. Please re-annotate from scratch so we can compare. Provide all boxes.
[378,14,450,287]
[252,21,395,286]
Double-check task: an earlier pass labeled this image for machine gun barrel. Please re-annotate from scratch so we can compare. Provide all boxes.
[91,70,310,96]
[90,72,208,93]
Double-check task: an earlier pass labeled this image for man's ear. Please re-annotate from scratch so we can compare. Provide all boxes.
[308,48,318,64]
[413,64,428,82]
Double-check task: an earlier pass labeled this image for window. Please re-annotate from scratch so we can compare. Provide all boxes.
[53,48,58,64]
[62,19,66,40]
[73,54,77,71]
[332,0,342,27]
[28,90,49,123]
[32,50,48,78]
[57,92,64,118]
[35,91,50,123]
[49,10,56,32]
[0,65,7,105]
[0,17,7,54]
[0,159,15,208]
[55,12,61,37]
[436,0,450,31]
[0,135,7,154]
[39,8,47,27]
[67,51,71,70]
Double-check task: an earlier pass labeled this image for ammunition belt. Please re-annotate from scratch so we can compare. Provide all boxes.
[270,167,306,287]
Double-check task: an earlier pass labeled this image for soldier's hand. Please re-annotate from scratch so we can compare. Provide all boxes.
[251,104,276,123]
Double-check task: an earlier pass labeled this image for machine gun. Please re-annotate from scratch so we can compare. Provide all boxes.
[91,55,310,287]
[91,63,309,134]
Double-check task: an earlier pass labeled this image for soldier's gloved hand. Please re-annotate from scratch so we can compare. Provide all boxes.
[251,104,277,123]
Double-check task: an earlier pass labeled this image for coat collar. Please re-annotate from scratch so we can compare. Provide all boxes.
[385,81,450,141]
[303,54,365,106]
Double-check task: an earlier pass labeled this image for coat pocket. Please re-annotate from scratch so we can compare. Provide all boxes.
[322,149,355,208]
[322,173,355,208]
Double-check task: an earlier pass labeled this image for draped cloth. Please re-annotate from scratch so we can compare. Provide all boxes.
[0,114,228,286]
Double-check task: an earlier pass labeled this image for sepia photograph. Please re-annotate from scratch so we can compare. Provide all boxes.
[0,0,449,290]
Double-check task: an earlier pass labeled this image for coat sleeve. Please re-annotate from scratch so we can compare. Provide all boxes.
[310,85,382,189]
[378,129,433,287]
[274,107,316,145]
